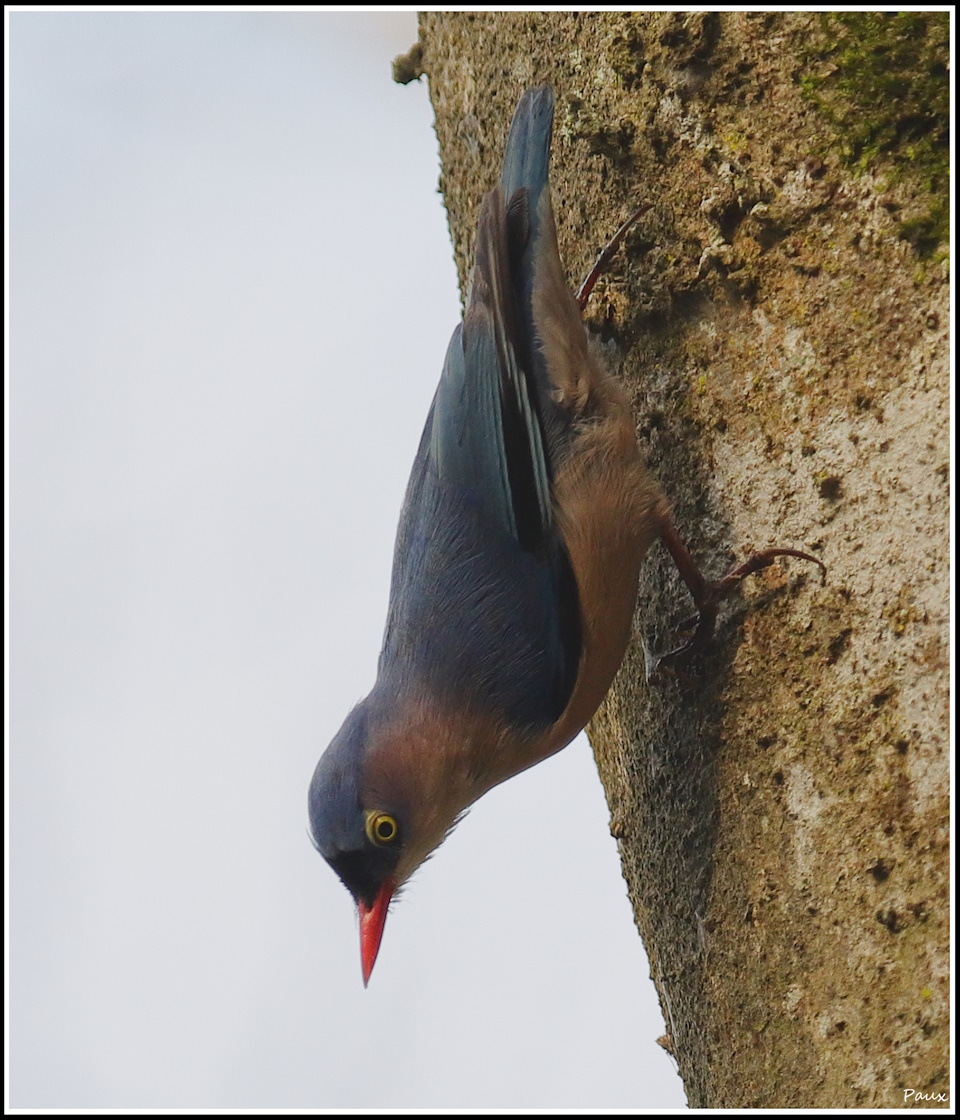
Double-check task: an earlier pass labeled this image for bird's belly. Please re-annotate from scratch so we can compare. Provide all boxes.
[543,407,670,758]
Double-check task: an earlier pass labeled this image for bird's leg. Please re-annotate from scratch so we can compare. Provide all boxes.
[576,204,650,311]
[649,519,826,673]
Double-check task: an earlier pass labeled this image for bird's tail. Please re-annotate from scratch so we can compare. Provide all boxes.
[499,84,554,252]
[497,84,588,458]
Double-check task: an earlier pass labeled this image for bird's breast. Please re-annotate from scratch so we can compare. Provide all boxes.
[539,363,671,760]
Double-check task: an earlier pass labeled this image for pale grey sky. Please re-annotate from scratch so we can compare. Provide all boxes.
[9,10,685,1109]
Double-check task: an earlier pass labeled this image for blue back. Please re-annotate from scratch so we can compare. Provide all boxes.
[380,394,578,728]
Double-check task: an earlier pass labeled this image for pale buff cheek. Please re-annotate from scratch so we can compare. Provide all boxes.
[368,749,472,889]
[366,709,542,887]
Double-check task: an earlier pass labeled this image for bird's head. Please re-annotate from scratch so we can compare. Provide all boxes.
[308,696,480,985]
[307,703,404,985]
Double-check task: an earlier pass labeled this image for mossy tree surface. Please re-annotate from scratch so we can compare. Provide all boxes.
[412,11,949,1108]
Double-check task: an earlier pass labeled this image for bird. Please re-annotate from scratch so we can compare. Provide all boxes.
[307,84,824,985]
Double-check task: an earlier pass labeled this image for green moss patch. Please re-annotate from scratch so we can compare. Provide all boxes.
[801,13,949,255]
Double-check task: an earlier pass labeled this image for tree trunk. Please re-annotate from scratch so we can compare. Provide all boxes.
[410,11,949,1108]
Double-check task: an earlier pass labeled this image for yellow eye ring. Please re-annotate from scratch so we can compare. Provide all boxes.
[365,810,399,846]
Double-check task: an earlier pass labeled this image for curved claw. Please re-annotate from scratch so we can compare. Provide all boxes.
[707,548,827,598]
[646,606,718,677]
[576,204,651,311]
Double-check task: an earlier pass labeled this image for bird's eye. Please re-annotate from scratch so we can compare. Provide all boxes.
[365,810,399,846]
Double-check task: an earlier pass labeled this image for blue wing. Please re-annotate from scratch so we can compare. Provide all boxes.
[432,187,553,550]
[379,169,580,729]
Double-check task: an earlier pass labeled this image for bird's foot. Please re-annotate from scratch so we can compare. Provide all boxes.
[646,522,826,678]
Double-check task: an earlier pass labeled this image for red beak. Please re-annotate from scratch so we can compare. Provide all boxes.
[358,879,394,986]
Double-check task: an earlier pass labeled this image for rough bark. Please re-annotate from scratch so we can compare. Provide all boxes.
[409,11,949,1108]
